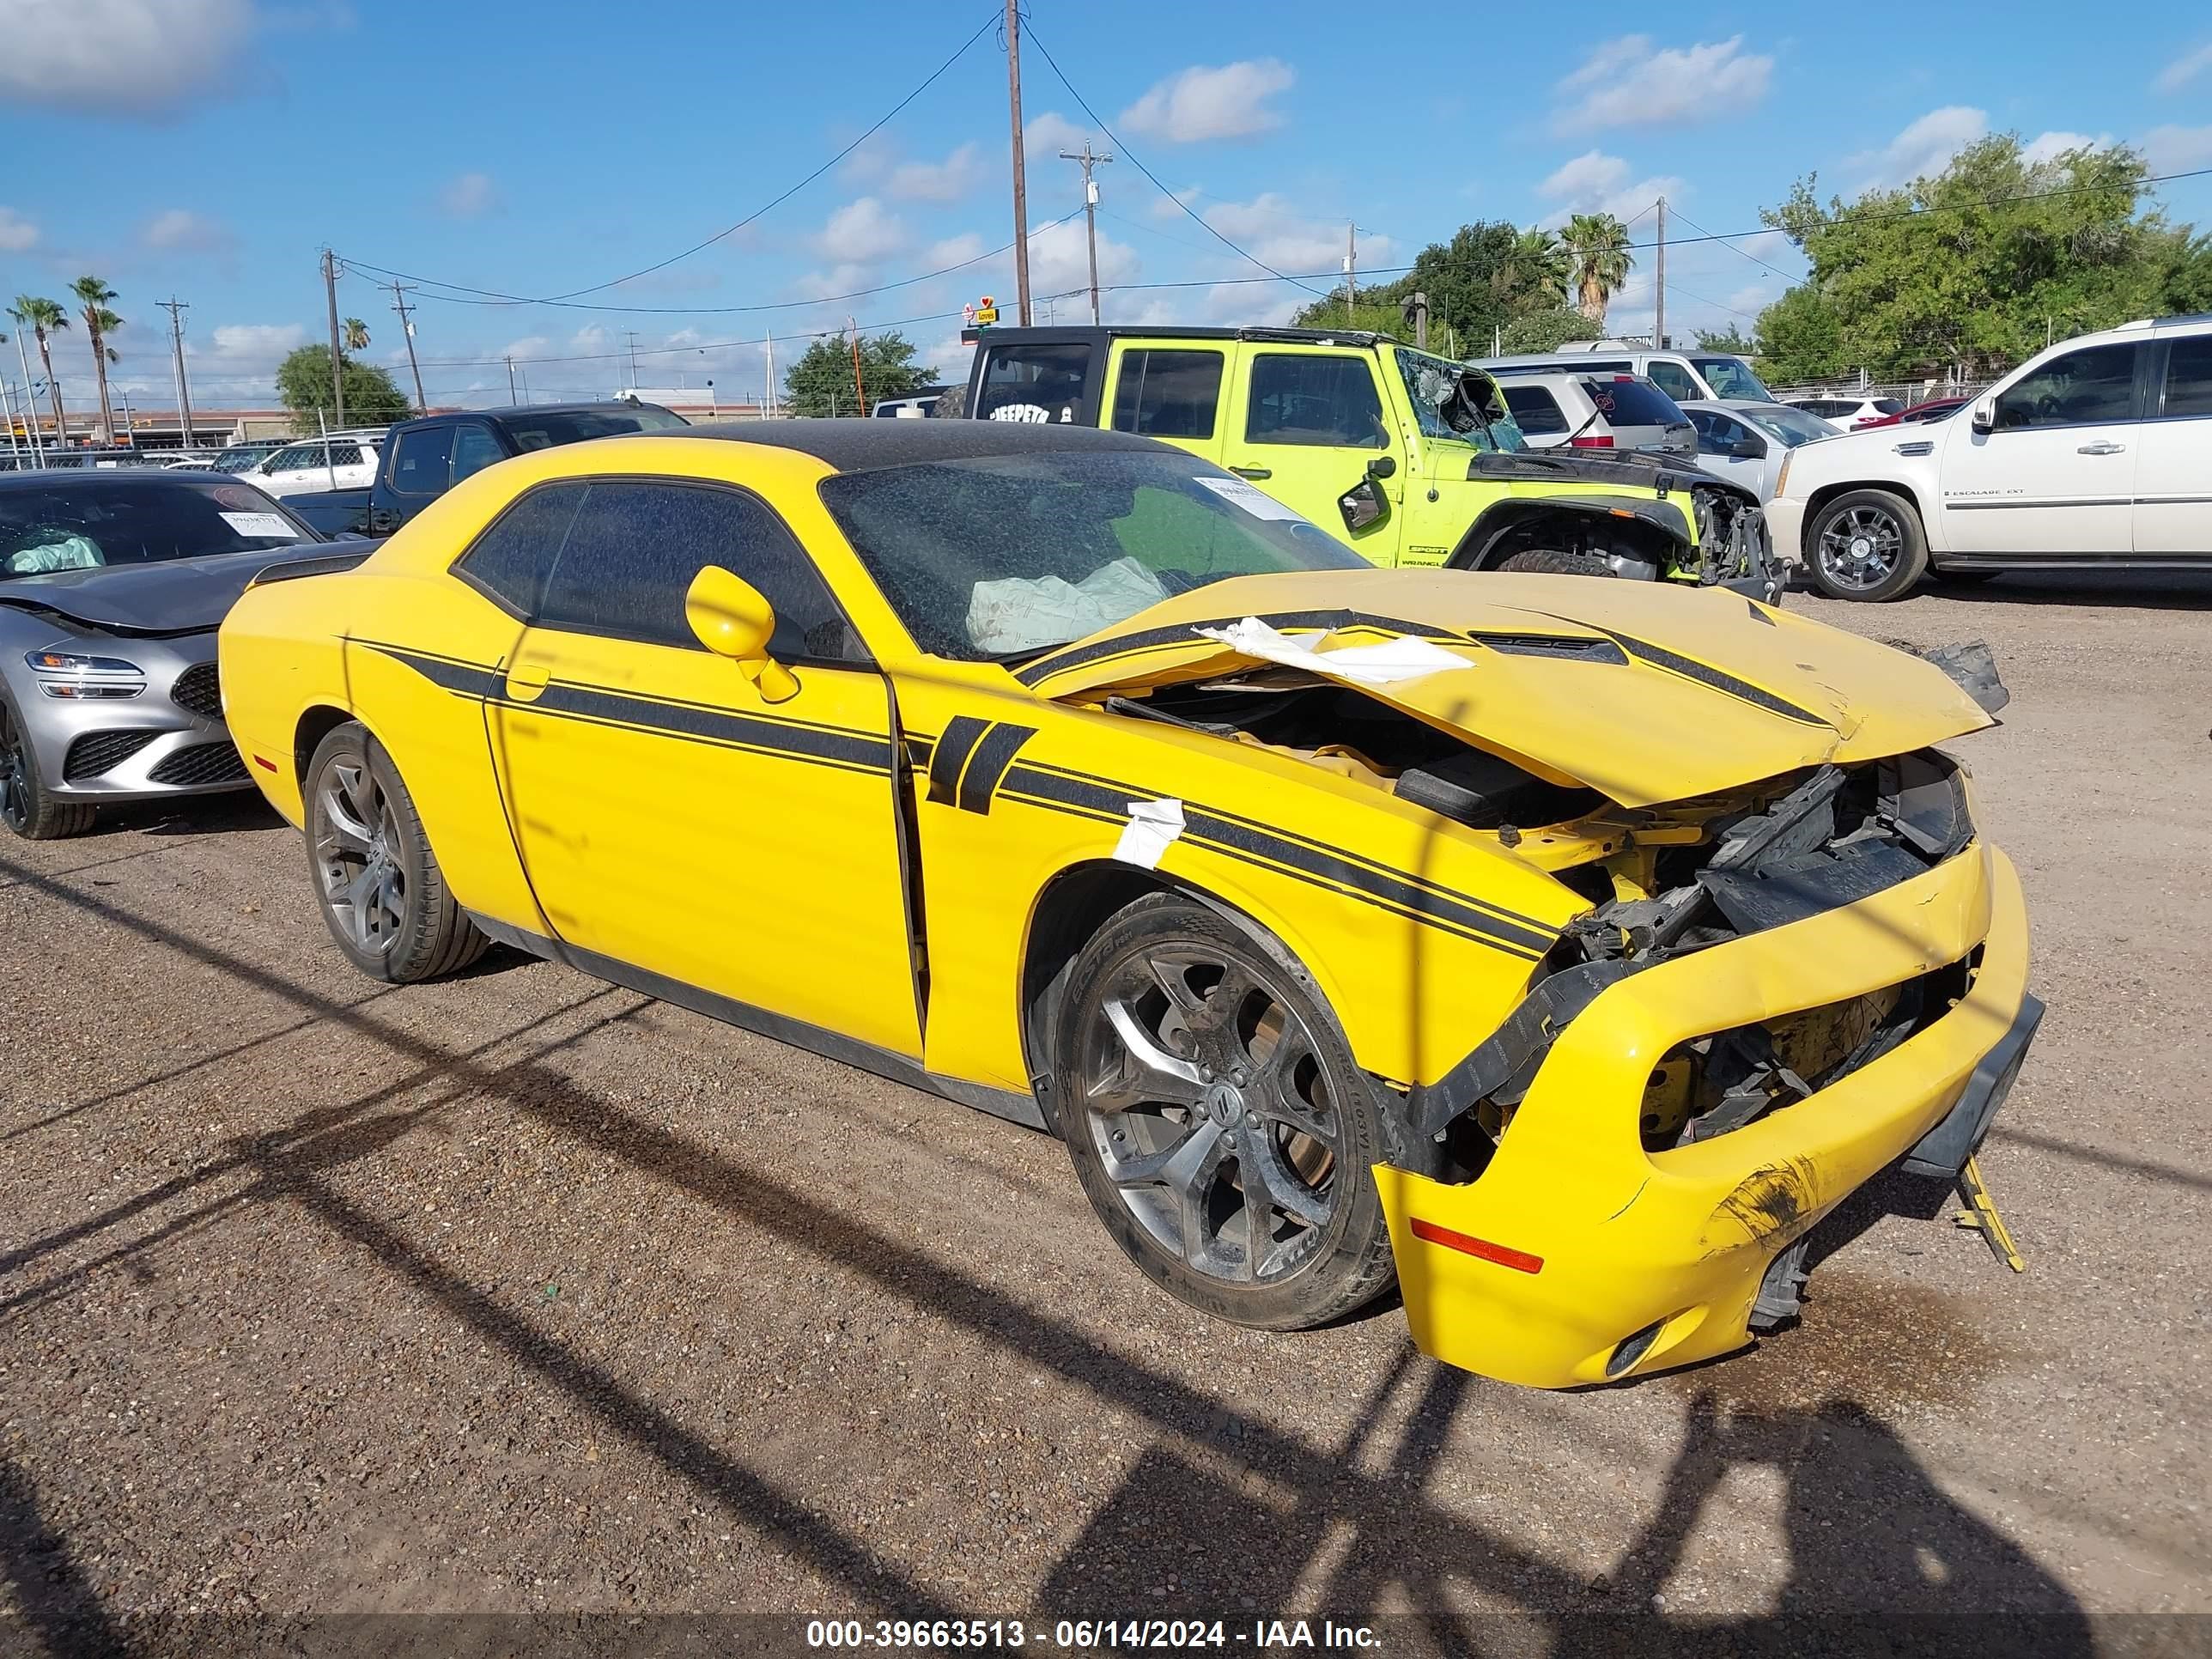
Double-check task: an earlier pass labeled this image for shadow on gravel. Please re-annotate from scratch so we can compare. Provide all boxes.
[0,1453,125,1659]
[1908,570,2212,611]
[0,848,2096,1654]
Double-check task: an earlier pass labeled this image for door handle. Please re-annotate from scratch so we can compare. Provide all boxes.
[2075,441,2126,455]
[1228,465,1272,480]
[504,662,550,702]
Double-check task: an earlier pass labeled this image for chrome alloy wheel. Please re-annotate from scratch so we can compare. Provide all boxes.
[1816,502,1906,592]
[312,750,405,955]
[1073,944,1344,1284]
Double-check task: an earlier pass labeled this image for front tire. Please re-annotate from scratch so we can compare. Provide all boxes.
[0,690,96,840]
[1806,489,1928,601]
[304,720,487,982]
[1498,548,1619,579]
[1054,894,1400,1332]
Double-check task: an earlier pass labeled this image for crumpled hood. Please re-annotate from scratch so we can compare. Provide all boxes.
[1016,568,1993,807]
[0,543,369,635]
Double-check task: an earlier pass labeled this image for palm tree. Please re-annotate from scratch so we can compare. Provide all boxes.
[69,276,122,444]
[343,317,370,353]
[1561,214,1633,326]
[1500,228,1572,310]
[9,295,69,443]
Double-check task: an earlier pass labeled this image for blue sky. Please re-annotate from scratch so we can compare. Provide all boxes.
[3,0,2209,415]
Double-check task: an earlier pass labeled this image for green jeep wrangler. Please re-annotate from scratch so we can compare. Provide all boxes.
[951,325,1778,599]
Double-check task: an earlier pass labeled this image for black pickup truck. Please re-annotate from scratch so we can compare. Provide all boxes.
[361,400,688,535]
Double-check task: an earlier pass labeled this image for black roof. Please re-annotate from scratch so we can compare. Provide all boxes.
[0,465,258,493]
[394,400,679,430]
[654,417,1167,471]
[959,324,1402,349]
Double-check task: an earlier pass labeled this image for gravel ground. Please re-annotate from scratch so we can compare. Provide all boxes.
[2,569,2207,1655]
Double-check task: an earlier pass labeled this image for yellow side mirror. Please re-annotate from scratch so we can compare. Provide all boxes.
[684,564,799,702]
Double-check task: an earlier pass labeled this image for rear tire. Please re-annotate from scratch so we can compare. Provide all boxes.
[0,690,97,841]
[1054,894,1401,1332]
[303,720,488,982]
[1806,489,1928,602]
[1497,548,1619,578]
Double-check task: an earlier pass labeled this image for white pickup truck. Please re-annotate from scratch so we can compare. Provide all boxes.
[1767,313,2212,600]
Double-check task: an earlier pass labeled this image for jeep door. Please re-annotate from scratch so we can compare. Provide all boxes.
[1222,349,1404,565]
[1100,343,1231,465]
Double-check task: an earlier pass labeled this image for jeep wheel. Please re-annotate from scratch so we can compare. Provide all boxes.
[1807,489,1928,602]
[1498,549,1618,579]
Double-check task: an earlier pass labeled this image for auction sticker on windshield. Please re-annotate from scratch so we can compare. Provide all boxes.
[1192,475,1304,520]
[219,512,299,538]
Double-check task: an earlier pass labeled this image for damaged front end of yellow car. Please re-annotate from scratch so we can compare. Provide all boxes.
[1028,568,2040,1388]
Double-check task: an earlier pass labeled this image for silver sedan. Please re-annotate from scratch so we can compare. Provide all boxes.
[1679,399,1839,501]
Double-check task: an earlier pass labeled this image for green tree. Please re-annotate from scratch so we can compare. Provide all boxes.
[782,330,933,416]
[1498,306,1602,354]
[1499,228,1572,313]
[1756,134,2189,380]
[1692,325,1759,356]
[69,276,121,444]
[1561,215,1632,325]
[1286,297,1413,335]
[1751,284,1847,383]
[343,317,371,352]
[275,344,411,427]
[7,295,68,441]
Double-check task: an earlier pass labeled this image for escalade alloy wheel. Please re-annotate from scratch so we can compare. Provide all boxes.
[1808,488,1929,602]
[1057,895,1400,1330]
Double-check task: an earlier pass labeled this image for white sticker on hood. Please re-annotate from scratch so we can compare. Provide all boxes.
[1193,616,1468,686]
[1114,798,1186,870]
[219,511,299,539]
[1192,475,1304,520]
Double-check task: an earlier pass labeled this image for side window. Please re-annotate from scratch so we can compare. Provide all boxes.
[1501,384,1566,436]
[536,482,864,662]
[1993,343,2137,429]
[453,483,586,617]
[1646,359,1698,401]
[2160,336,2212,419]
[450,423,507,483]
[266,446,311,471]
[1109,349,1224,438]
[327,443,364,468]
[1243,354,1387,448]
[388,425,455,496]
[975,343,1093,423]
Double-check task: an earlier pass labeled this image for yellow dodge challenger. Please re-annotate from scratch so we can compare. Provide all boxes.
[219,422,2039,1389]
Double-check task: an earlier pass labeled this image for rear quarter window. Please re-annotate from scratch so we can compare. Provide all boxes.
[1578,377,1685,426]
[975,343,1094,423]
[1109,349,1224,439]
[1501,384,1567,435]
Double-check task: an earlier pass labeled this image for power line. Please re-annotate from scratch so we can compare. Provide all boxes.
[1664,205,1800,285]
[1021,23,1327,297]
[337,9,1000,310]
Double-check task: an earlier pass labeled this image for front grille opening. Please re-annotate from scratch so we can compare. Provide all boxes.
[63,728,159,781]
[170,662,222,721]
[148,742,250,787]
[1638,957,1972,1152]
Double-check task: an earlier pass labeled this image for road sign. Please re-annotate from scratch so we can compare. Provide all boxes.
[975,295,1000,328]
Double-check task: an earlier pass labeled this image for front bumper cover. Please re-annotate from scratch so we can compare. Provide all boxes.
[1373,841,2033,1389]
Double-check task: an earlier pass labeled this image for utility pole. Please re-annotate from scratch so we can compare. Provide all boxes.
[1058,141,1114,325]
[847,317,867,416]
[505,356,517,404]
[10,326,42,464]
[763,331,775,418]
[1410,291,1430,349]
[1344,222,1358,324]
[158,297,193,447]
[625,331,641,390]
[321,248,345,428]
[390,282,426,414]
[1005,0,1032,325]
[1653,196,1667,349]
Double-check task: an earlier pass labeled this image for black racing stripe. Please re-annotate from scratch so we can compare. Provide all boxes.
[1013,609,1467,688]
[1601,630,1831,727]
[361,642,894,775]
[358,641,507,699]
[996,763,1552,960]
[1467,631,1628,664]
[528,680,893,772]
[927,715,990,805]
[957,722,1036,815]
[902,733,936,768]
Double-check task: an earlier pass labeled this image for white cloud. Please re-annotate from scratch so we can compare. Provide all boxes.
[2154,43,2212,94]
[1026,216,1139,300]
[438,171,500,219]
[1024,111,1096,156]
[143,208,234,252]
[886,143,983,203]
[1119,58,1293,143]
[927,233,988,269]
[812,197,905,264]
[1149,184,1204,222]
[1535,149,1683,226]
[0,206,37,252]
[2022,130,2112,166]
[1553,35,1771,132]
[179,320,309,399]
[2142,124,2212,173]
[792,262,875,301]
[1848,106,1988,189]
[1724,283,1772,316]
[0,0,254,118]
[1196,193,1395,276]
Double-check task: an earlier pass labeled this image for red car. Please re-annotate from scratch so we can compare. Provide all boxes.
[1859,395,1969,430]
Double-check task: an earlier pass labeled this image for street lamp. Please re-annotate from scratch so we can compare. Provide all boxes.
[706,379,715,420]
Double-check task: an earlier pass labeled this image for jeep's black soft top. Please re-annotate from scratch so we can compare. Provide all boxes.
[957,324,1407,349]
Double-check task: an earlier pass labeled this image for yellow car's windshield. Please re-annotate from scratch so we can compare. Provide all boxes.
[818,450,1363,661]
